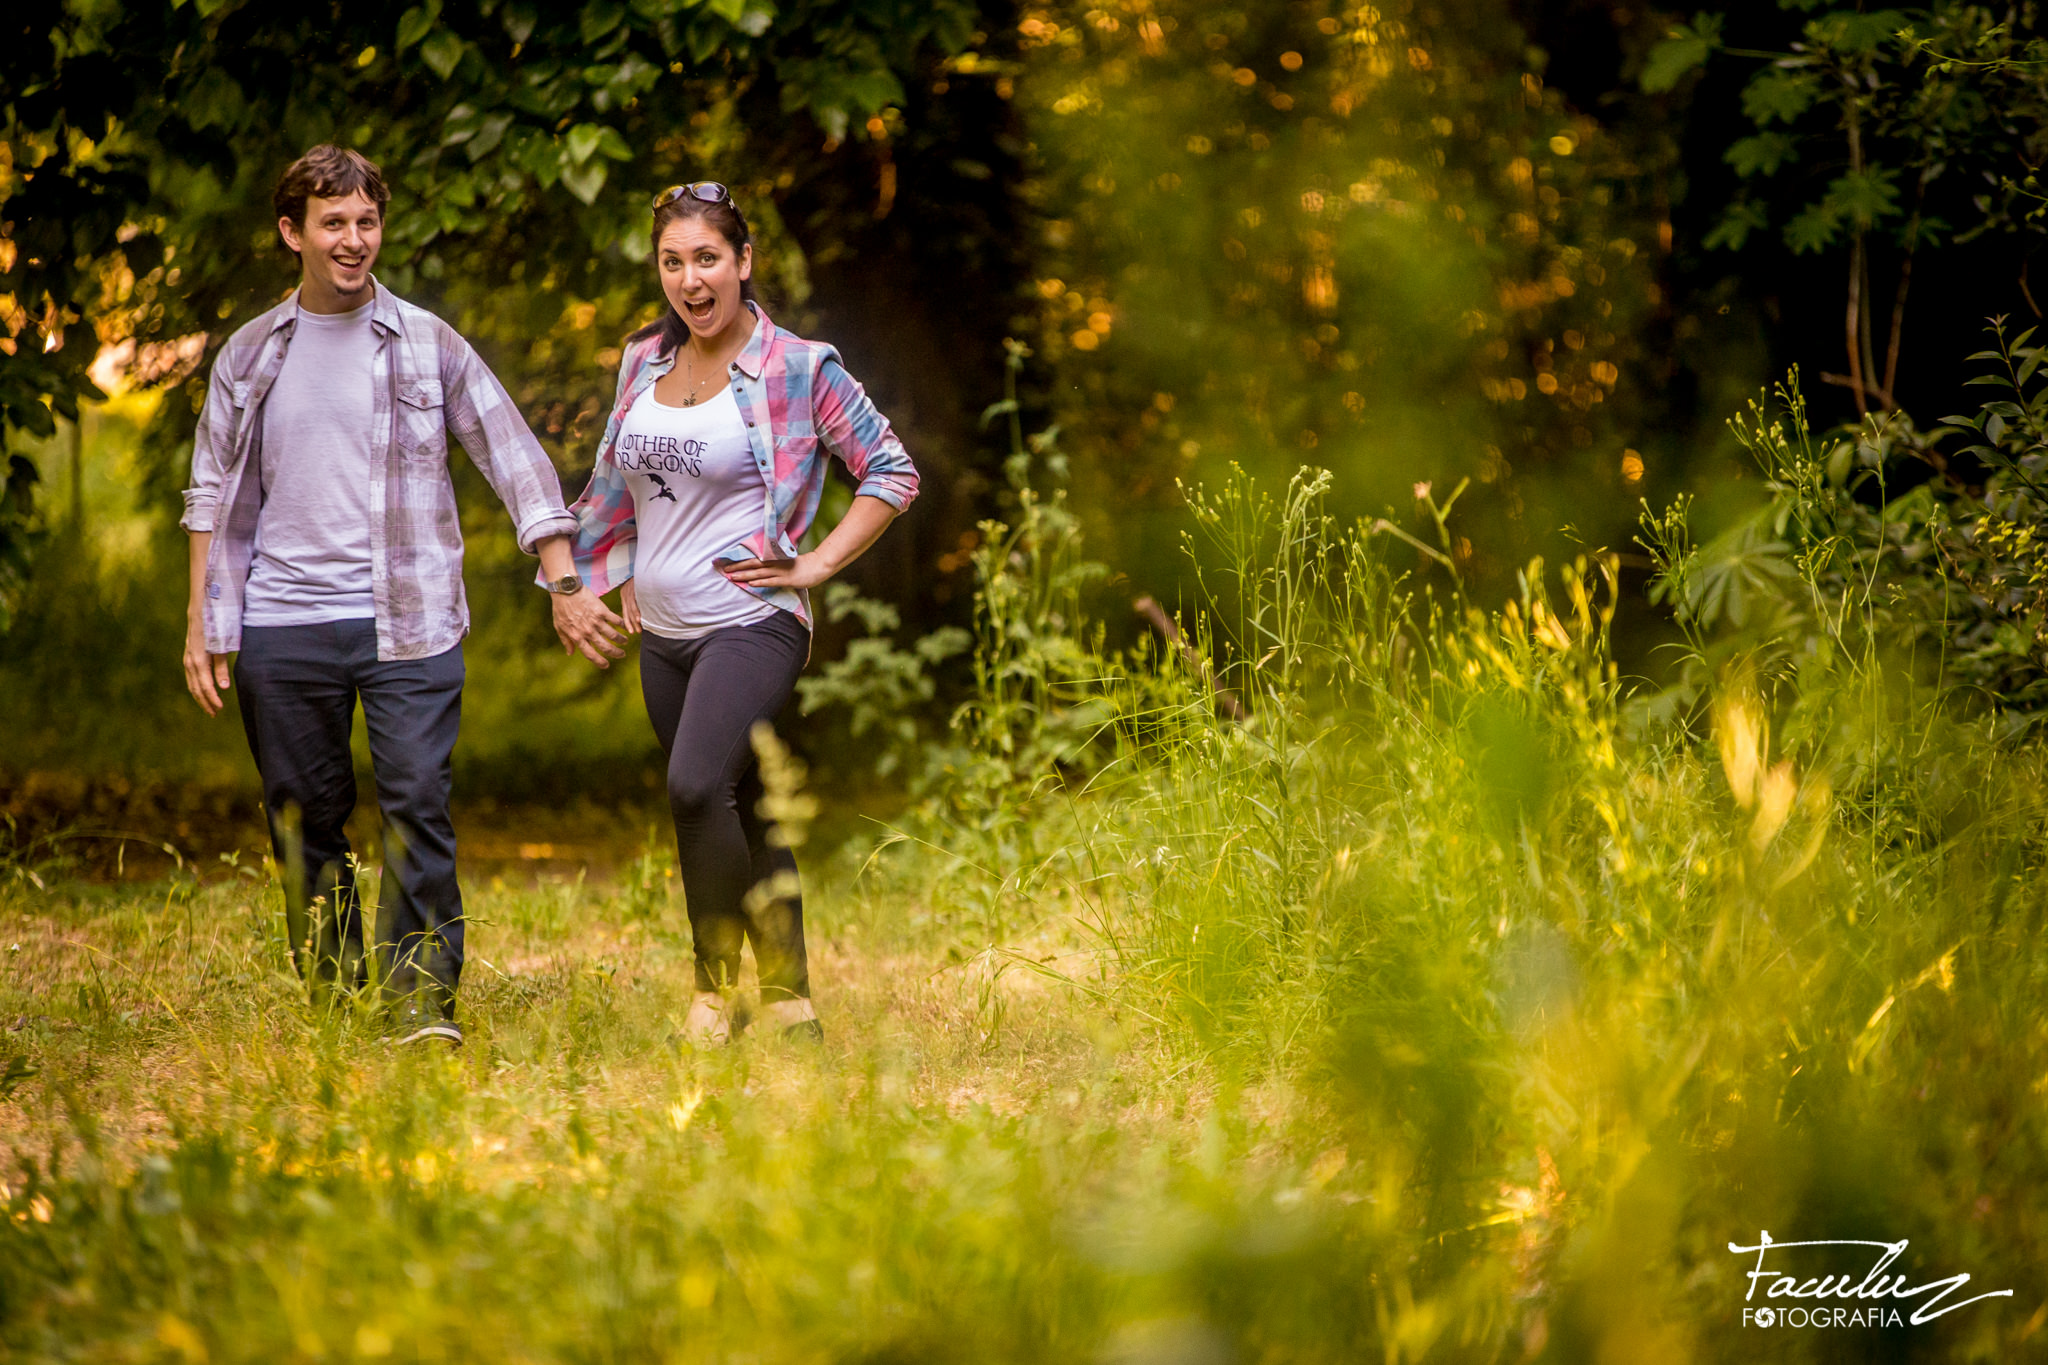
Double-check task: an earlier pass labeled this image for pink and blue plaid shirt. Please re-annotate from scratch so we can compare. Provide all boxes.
[550,303,919,629]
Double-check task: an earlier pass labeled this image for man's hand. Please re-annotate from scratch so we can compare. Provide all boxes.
[183,616,232,716]
[551,585,629,667]
[718,552,833,591]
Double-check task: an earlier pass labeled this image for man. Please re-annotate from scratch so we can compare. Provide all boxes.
[181,145,624,1046]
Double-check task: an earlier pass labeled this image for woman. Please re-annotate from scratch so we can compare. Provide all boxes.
[549,182,919,1043]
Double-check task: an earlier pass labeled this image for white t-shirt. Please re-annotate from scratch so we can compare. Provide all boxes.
[617,382,777,639]
[242,303,380,625]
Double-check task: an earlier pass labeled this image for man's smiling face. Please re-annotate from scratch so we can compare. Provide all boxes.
[279,190,383,312]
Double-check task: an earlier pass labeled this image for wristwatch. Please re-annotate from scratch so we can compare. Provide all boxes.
[542,574,583,595]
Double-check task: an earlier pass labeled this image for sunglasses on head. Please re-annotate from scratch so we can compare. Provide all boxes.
[651,182,731,212]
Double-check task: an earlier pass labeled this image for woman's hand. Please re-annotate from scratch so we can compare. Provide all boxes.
[620,580,642,634]
[718,553,835,591]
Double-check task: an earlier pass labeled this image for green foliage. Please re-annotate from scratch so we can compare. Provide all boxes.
[1639,11,1723,92]
[1645,1,2048,410]
[0,453,38,632]
[0,0,995,514]
[1016,0,1662,581]
[847,441,2047,1353]
[1642,323,2048,728]
[797,581,971,783]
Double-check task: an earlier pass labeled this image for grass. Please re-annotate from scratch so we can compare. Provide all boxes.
[6,439,2048,1360]
[1,837,1334,1364]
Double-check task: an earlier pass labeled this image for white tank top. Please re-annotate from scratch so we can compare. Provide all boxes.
[615,382,777,639]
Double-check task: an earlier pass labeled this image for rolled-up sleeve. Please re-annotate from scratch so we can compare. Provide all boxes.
[813,357,919,511]
[179,363,239,533]
[441,331,576,554]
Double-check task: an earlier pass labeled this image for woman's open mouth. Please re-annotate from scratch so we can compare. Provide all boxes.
[685,297,716,322]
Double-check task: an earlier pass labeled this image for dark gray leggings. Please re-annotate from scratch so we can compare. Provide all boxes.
[639,609,812,1000]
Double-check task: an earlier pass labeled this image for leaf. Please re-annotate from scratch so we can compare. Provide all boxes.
[503,0,538,45]
[561,157,608,204]
[421,30,465,78]
[468,112,514,160]
[707,0,746,22]
[735,2,775,37]
[1823,168,1901,231]
[1829,10,1907,54]
[980,399,1018,429]
[565,122,605,164]
[183,67,246,132]
[1726,133,1797,178]
[1741,70,1818,125]
[1987,412,2008,443]
[596,125,632,161]
[1705,201,1769,251]
[396,4,436,52]
[581,0,627,44]
[1641,14,1723,93]
[1783,200,1841,254]
[686,16,723,63]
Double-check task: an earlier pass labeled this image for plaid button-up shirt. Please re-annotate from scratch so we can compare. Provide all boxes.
[181,280,576,661]
[551,303,920,630]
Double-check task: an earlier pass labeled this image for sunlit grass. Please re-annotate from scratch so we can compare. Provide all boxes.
[7,455,2048,1360]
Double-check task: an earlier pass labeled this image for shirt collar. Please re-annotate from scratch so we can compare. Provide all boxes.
[732,300,773,380]
[269,275,401,335]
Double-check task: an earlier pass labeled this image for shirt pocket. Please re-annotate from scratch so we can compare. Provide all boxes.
[395,379,448,462]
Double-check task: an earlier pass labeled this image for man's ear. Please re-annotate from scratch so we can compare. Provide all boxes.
[277,215,303,255]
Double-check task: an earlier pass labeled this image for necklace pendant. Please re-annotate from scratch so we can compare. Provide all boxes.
[681,395,697,406]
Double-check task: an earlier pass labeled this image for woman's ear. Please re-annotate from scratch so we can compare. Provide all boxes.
[738,243,753,281]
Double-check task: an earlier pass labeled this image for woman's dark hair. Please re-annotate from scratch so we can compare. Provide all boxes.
[629,189,757,354]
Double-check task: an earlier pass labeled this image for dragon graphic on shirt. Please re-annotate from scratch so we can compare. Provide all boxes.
[646,473,679,503]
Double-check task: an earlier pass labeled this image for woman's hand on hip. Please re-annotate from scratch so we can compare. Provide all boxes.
[718,552,833,591]
[619,580,642,634]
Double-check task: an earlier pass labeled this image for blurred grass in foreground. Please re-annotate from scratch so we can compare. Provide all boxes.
[5,431,2048,1360]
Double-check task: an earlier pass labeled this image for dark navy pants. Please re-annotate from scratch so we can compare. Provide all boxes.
[640,610,811,1000]
[235,620,465,1016]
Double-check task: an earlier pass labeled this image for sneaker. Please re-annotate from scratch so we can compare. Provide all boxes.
[393,1019,463,1048]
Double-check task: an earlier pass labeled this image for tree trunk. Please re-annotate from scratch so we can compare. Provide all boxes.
[1846,234,1870,420]
[1843,91,1870,419]
[1882,249,1913,408]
